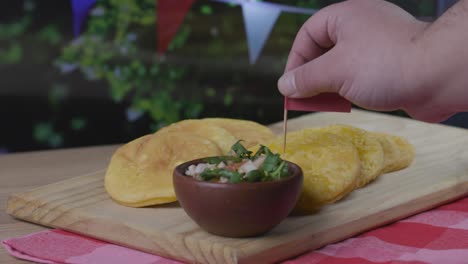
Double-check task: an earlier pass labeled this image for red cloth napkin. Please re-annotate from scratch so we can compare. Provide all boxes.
[4,196,468,264]
[2,229,182,264]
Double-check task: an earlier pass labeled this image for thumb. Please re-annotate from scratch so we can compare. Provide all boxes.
[278,49,346,98]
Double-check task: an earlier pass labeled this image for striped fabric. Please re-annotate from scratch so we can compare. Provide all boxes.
[3,196,468,264]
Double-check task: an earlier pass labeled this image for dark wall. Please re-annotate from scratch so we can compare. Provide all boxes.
[1,0,466,154]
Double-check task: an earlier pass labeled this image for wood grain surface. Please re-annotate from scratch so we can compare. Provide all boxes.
[0,145,118,263]
[3,109,468,264]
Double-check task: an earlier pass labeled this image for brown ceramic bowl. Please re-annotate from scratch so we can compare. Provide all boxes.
[173,157,303,238]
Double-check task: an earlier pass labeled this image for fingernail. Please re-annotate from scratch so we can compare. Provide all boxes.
[278,73,296,96]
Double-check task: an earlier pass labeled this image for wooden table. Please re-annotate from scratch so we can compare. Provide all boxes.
[2,110,468,263]
[0,145,119,263]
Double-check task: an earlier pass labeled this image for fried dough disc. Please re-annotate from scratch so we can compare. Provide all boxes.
[372,132,415,173]
[201,118,275,148]
[314,125,385,188]
[104,132,222,207]
[156,119,237,154]
[258,130,361,214]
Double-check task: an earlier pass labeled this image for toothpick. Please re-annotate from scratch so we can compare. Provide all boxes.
[282,108,288,154]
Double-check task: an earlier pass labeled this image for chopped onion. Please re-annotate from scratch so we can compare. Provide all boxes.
[185,164,197,176]
[194,163,212,174]
[219,177,228,183]
[238,160,257,174]
[253,155,266,168]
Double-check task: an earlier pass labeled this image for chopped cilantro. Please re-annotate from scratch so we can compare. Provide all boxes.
[192,141,290,183]
[231,140,252,158]
[245,169,262,182]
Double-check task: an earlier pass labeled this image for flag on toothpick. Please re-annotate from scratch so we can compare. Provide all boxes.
[285,94,351,112]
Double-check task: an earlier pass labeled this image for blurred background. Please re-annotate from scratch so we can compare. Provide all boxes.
[0,0,464,154]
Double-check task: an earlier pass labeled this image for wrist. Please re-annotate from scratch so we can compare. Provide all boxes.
[398,21,461,122]
[402,0,468,119]
[400,23,436,112]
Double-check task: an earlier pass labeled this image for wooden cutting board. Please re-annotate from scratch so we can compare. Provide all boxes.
[6,109,468,264]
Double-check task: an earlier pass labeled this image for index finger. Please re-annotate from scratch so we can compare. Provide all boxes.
[284,6,339,73]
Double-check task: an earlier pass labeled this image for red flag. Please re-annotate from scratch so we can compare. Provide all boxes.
[157,0,195,54]
[284,94,351,112]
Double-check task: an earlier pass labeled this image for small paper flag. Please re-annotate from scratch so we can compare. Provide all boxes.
[285,94,351,112]
[71,0,97,36]
[157,0,195,54]
[241,2,281,64]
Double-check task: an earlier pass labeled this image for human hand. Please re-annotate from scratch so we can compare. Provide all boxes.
[278,0,456,122]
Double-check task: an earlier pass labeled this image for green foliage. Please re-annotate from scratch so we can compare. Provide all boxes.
[200,5,213,15]
[0,0,84,148]
[0,17,31,39]
[205,87,216,97]
[418,1,436,16]
[57,0,199,128]
[48,84,69,108]
[2,0,439,151]
[223,92,234,107]
[297,0,320,9]
[184,101,203,118]
[70,118,87,131]
[0,44,22,64]
[168,24,191,51]
[0,15,31,64]
[37,25,62,45]
[33,122,64,148]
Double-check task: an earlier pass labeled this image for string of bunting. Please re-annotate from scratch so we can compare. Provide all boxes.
[71,0,351,112]
[71,0,316,64]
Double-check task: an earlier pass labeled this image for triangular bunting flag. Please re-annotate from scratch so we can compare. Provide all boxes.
[71,0,97,36]
[241,2,281,64]
[157,0,195,54]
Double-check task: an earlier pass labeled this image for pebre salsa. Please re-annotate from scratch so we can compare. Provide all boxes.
[184,141,289,183]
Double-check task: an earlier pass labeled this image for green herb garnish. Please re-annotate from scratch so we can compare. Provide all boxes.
[231,140,252,158]
[251,144,270,160]
[199,168,219,181]
[245,169,262,182]
[190,141,289,183]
